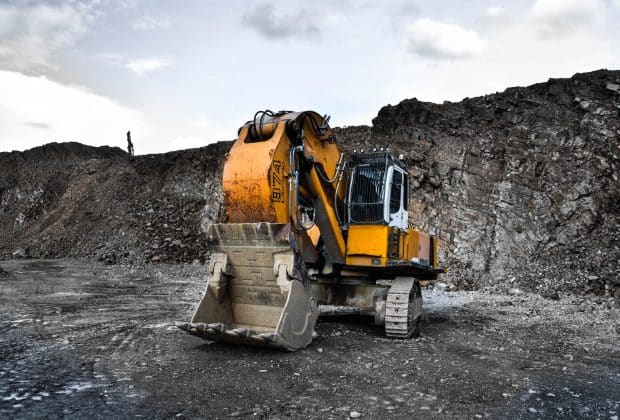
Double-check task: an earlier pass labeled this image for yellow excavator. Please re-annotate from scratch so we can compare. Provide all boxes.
[179,110,443,350]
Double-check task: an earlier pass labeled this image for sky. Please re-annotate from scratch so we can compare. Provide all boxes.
[0,0,619,154]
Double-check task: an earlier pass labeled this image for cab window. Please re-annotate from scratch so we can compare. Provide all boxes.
[389,170,402,214]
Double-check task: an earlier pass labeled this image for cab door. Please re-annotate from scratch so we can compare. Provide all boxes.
[386,166,408,230]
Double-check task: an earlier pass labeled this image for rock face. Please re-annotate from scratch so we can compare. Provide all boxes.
[0,70,618,298]
[337,69,619,297]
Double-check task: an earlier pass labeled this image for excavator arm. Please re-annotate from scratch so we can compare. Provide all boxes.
[179,111,348,350]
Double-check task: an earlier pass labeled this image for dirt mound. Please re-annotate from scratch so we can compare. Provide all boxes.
[0,141,231,264]
[0,70,618,298]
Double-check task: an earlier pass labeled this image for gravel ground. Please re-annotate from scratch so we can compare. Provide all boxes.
[0,259,618,419]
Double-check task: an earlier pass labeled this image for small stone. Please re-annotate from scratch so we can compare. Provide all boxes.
[349,410,361,418]
[606,82,620,93]
[12,248,27,258]
[317,348,323,353]
[528,407,538,413]
[542,289,560,300]
[578,100,591,111]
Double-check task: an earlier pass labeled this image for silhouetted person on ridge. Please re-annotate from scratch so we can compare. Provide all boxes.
[127,131,134,159]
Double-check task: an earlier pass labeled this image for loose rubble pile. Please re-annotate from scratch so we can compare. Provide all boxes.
[0,141,230,265]
[0,70,618,300]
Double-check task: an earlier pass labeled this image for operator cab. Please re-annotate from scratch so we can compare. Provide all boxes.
[347,152,409,230]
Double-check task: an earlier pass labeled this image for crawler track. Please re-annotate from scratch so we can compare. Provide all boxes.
[385,277,422,338]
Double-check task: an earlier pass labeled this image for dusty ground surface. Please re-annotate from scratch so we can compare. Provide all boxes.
[0,259,618,419]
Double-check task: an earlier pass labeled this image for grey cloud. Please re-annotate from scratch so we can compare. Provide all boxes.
[405,18,486,60]
[529,0,605,39]
[132,14,173,31]
[21,121,52,130]
[242,3,320,39]
[0,1,101,73]
[95,53,173,77]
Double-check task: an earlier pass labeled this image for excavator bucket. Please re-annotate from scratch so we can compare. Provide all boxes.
[178,223,319,351]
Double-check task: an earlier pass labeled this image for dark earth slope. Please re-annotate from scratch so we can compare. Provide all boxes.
[1,70,618,299]
[0,141,230,264]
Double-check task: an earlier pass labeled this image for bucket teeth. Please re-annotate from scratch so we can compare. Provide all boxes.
[207,323,225,334]
[176,322,191,332]
[228,328,255,338]
[258,332,277,343]
[184,323,205,335]
[178,322,228,338]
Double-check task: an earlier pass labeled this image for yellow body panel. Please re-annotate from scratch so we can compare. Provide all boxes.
[345,255,388,267]
[223,124,291,223]
[346,225,434,267]
[346,225,389,266]
[346,225,389,257]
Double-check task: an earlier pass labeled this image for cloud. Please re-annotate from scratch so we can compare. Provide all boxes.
[0,1,99,72]
[21,121,53,130]
[124,58,172,77]
[405,18,487,59]
[97,54,172,77]
[480,5,512,26]
[242,3,320,39]
[132,14,173,31]
[0,70,148,152]
[529,0,605,38]
[485,6,506,19]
